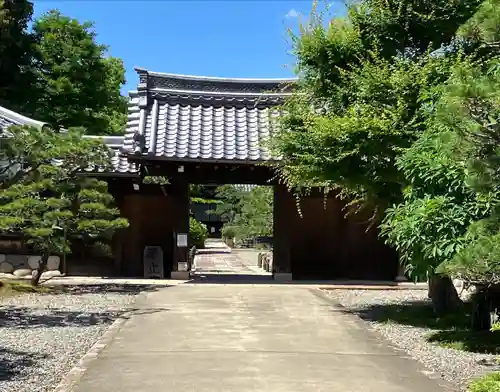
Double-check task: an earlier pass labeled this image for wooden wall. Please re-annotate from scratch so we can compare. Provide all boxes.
[113,178,189,278]
[273,185,398,280]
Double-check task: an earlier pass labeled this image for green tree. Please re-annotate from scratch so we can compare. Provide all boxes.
[0,125,129,285]
[0,0,35,112]
[214,186,273,242]
[27,10,127,135]
[380,127,494,313]
[213,185,247,223]
[273,0,493,312]
[234,187,273,239]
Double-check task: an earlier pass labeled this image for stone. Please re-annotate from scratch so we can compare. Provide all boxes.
[47,256,60,271]
[0,254,5,262]
[143,246,164,278]
[0,272,15,279]
[41,270,62,278]
[28,255,41,269]
[6,254,28,269]
[0,261,14,273]
[13,269,32,278]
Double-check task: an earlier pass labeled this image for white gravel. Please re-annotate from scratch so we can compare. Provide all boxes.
[0,284,149,392]
[324,289,499,391]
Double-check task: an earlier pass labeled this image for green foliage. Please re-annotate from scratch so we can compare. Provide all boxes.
[190,197,220,205]
[221,225,237,240]
[214,186,273,241]
[0,125,128,270]
[273,0,472,206]
[349,0,482,57]
[438,222,500,284]
[27,10,127,134]
[143,176,169,185]
[458,0,500,44]
[189,217,208,249]
[468,372,500,392]
[0,0,35,112]
[274,0,500,288]
[430,56,500,284]
[380,128,493,279]
[0,5,127,135]
[213,185,248,223]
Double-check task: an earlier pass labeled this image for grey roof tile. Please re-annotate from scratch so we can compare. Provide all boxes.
[123,68,295,162]
[0,105,137,176]
[0,106,47,130]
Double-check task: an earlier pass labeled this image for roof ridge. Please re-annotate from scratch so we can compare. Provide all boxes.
[134,67,297,84]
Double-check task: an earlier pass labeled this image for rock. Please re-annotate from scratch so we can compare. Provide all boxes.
[0,261,14,273]
[41,270,62,279]
[28,256,41,269]
[0,254,5,262]
[5,254,28,269]
[12,269,32,278]
[0,272,15,279]
[47,256,60,271]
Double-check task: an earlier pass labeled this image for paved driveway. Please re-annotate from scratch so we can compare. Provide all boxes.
[72,281,451,392]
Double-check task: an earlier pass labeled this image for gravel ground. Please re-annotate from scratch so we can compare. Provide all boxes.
[0,284,151,392]
[324,289,499,391]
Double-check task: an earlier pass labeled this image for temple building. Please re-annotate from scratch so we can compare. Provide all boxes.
[0,68,399,281]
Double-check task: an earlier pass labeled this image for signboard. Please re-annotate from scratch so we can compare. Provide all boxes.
[177,233,188,248]
[143,245,164,279]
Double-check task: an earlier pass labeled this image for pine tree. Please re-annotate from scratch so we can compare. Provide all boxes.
[0,125,128,285]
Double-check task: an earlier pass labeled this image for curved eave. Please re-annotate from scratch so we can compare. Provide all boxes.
[134,66,297,85]
[0,106,47,130]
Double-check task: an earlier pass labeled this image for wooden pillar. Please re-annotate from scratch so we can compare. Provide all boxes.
[120,193,144,277]
[170,176,190,279]
[273,184,292,281]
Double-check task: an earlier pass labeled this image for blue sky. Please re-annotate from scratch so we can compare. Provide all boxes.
[33,1,346,94]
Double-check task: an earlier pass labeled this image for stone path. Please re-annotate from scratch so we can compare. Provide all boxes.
[193,240,270,276]
[70,249,451,392]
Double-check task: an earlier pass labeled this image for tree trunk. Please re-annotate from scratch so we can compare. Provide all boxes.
[30,252,49,286]
[471,289,493,331]
[428,274,463,316]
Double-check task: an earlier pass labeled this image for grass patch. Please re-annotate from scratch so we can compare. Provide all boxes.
[468,372,500,392]
[353,300,500,354]
[0,280,52,297]
[426,329,500,354]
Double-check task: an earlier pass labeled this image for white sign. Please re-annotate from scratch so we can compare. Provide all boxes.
[143,245,164,279]
[177,233,188,247]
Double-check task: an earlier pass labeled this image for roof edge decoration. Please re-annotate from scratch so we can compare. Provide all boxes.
[134,66,296,97]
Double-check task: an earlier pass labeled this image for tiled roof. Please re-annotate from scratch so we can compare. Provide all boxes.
[0,106,137,176]
[0,106,47,131]
[123,68,296,162]
[82,136,138,175]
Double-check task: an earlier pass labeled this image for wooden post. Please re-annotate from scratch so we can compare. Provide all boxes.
[171,176,190,280]
[273,184,292,281]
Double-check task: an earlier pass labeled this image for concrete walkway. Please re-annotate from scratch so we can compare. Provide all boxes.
[72,283,450,392]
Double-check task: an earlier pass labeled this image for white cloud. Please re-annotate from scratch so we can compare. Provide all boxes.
[285,8,300,19]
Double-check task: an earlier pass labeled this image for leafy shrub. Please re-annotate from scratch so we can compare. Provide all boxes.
[468,372,500,392]
[437,221,500,285]
[221,225,237,239]
[189,217,208,249]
